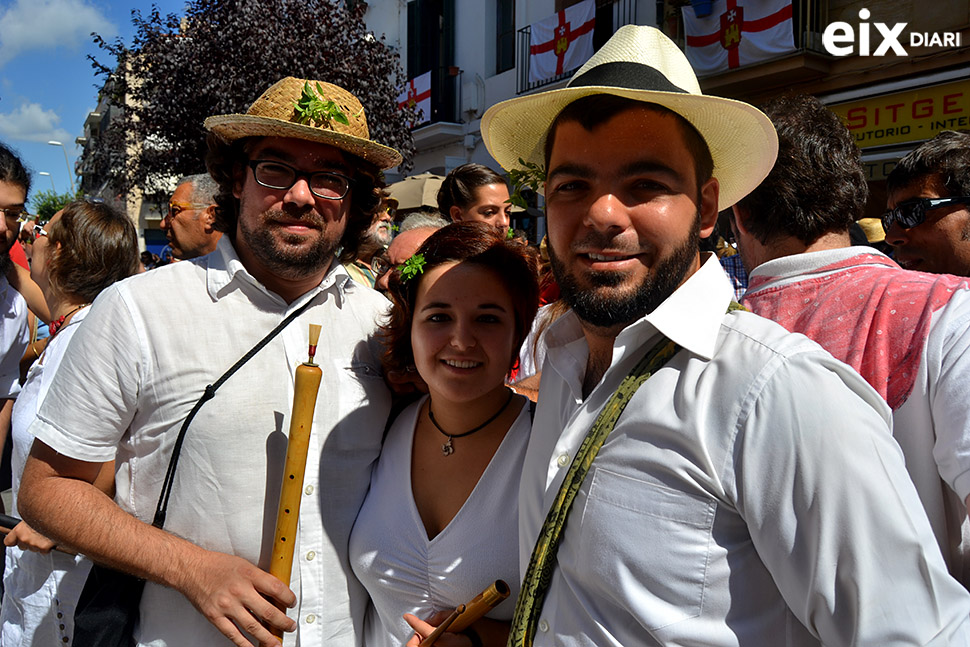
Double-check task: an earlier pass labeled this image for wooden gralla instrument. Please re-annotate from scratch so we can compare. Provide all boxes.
[269,324,323,639]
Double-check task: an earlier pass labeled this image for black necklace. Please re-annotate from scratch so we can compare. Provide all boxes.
[428,389,514,456]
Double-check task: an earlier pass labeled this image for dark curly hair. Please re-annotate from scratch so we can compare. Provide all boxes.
[204,132,384,263]
[46,200,140,303]
[735,94,868,246]
[887,130,970,198]
[436,163,508,220]
[382,221,541,376]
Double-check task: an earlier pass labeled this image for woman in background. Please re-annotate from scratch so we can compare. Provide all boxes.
[351,222,540,647]
[437,163,513,231]
[1,199,139,646]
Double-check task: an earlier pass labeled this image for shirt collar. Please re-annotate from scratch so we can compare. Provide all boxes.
[748,246,892,285]
[546,252,733,365]
[205,236,352,307]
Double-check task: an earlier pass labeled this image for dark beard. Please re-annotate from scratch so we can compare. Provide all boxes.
[236,209,340,279]
[0,251,11,276]
[549,217,700,329]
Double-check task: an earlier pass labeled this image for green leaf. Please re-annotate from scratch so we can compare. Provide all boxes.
[400,253,426,282]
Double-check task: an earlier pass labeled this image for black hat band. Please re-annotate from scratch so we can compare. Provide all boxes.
[568,61,688,94]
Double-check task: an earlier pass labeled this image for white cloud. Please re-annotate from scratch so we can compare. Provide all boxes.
[0,101,71,143]
[0,0,116,67]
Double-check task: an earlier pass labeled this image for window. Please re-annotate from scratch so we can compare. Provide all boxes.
[497,0,516,74]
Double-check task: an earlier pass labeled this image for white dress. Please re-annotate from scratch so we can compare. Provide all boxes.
[349,396,529,647]
[1,307,92,647]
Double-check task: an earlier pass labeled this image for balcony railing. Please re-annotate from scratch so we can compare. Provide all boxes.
[517,0,638,95]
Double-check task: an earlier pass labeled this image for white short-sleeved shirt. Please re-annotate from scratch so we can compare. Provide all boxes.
[350,396,528,647]
[0,273,29,398]
[29,238,392,647]
[520,254,970,646]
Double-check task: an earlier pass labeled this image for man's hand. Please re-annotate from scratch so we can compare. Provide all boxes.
[3,520,56,553]
[174,549,297,647]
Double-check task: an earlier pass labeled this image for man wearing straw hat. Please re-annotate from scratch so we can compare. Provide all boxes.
[478,25,970,647]
[18,78,400,647]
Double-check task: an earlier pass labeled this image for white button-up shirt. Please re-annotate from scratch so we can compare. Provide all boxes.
[31,237,391,647]
[520,254,970,646]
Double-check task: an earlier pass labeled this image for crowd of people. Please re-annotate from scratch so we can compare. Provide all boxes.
[0,23,967,647]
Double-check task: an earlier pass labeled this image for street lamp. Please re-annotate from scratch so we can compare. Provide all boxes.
[38,171,56,193]
[47,140,76,195]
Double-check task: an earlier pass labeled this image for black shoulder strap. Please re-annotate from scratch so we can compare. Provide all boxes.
[152,296,316,528]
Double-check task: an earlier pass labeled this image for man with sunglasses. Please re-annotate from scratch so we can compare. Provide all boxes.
[884,130,970,275]
[734,95,970,589]
[18,78,400,647]
[163,173,222,260]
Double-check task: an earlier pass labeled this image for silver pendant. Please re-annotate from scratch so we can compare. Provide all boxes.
[441,437,454,456]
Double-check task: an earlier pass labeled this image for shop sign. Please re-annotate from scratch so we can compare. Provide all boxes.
[829,79,970,149]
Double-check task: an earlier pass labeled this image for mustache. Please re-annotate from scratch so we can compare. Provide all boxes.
[571,231,642,254]
[263,208,326,227]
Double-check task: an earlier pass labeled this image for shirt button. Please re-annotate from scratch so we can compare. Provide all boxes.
[556,454,569,467]
[538,619,549,632]
[306,550,316,561]
[306,614,316,624]
[305,485,314,495]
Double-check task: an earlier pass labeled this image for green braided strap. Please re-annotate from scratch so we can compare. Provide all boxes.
[508,335,680,647]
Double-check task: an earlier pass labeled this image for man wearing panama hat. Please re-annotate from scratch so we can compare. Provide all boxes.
[18,78,400,647]
[477,25,970,647]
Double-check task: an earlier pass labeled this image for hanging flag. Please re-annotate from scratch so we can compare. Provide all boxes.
[683,0,795,75]
[397,70,432,127]
[528,0,596,84]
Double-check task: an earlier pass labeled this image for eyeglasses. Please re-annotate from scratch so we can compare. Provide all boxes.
[881,196,970,233]
[248,160,353,200]
[370,254,392,277]
[167,201,209,219]
[32,224,48,240]
[0,208,30,224]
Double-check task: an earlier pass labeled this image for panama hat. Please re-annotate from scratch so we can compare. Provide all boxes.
[205,77,402,170]
[482,25,778,209]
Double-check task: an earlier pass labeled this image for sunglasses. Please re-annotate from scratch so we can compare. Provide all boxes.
[881,196,970,233]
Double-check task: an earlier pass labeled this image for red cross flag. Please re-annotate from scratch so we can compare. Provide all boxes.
[397,70,432,127]
[528,0,596,84]
[683,0,794,75]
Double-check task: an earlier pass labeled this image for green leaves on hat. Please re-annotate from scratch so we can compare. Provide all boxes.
[507,157,545,210]
[293,81,350,128]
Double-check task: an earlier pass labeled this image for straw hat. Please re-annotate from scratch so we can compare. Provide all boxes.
[205,77,402,170]
[857,218,886,244]
[481,25,778,209]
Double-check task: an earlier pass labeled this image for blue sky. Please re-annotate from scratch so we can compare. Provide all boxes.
[0,0,185,206]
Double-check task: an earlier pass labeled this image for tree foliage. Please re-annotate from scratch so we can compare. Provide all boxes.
[84,0,416,201]
[31,189,77,221]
